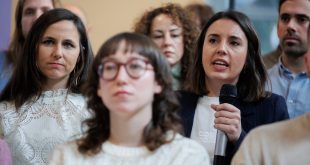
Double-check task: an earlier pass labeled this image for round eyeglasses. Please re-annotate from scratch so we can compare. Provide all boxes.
[97,58,153,81]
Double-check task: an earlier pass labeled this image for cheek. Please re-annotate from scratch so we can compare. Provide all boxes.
[66,51,80,68]
[97,80,107,99]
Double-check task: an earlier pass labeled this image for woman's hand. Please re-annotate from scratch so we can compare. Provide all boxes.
[211,103,241,143]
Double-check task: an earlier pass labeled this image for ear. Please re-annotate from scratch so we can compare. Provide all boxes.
[154,81,162,94]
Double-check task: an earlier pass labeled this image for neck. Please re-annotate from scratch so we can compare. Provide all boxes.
[109,105,152,147]
[205,78,237,97]
[43,78,68,91]
[282,53,306,74]
[205,79,222,97]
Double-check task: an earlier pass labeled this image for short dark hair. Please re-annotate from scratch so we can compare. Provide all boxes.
[0,8,93,109]
[186,11,268,102]
[133,3,199,89]
[78,32,182,155]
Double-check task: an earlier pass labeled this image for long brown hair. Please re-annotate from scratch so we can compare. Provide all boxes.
[78,32,182,155]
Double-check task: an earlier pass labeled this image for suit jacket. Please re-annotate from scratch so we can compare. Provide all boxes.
[177,91,289,164]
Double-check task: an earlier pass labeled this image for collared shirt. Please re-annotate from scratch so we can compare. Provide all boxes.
[267,60,310,118]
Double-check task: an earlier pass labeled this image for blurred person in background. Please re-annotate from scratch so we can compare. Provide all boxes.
[134,3,199,90]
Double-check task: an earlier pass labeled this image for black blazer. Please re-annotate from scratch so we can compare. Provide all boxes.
[177,91,289,164]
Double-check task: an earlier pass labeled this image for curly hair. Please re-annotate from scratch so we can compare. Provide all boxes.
[133,3,199,89]
[186,11,269,102]
[78,32,182,155]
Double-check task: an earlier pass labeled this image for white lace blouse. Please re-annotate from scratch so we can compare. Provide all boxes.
[0,89,90,165]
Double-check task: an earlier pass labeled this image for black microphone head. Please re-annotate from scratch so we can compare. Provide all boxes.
[219,84,237,104]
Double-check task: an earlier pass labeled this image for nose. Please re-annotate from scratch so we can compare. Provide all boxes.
[216,41,228,55]
[115,65,128,85]
[286,19,297,33]
[53,44,63,59]
[163,33,173,46]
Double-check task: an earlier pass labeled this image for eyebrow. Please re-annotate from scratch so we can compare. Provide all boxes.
[207,33,242,40]
[152,27,182,33]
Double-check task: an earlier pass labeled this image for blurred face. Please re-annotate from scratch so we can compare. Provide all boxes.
[22,0,54,37]
[202,19,248,85]
[97,41,162,118]
[278,0,310,58]
[37,20,80,89]
[150,14,184,66]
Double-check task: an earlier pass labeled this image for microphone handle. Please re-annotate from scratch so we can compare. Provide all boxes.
[213,130,228,165]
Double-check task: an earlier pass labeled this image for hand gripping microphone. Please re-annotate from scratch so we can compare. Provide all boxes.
[213,84,237,165]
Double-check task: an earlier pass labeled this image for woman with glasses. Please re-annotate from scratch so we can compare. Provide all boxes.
[0,9,93,165]
[48,32,210,165]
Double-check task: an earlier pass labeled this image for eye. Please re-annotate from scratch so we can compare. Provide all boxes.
[63,41,75,49]
[208,38,217,44]
[41,39,54,46]
[128,59,145,71]
[24,9,35,16]
[103,62,117,71]
[280,14,290,23]
[296,15,309,24]
[230,40,240,46]
[152,34,163,39]
[171,33,181,38]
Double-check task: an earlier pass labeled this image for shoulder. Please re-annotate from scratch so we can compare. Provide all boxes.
[67,93,88,111]
[261,93,285,104]
[0,101,18,135]
[169,133,206,152]
[49,140,82,164]
[176,90,200,107]
[159,133,210,164]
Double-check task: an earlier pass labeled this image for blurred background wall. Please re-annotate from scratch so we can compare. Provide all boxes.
[9,0,204,54]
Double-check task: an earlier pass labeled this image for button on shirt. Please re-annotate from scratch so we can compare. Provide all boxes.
[268,61,310,118]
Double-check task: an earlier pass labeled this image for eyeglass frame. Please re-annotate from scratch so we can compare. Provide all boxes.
[97,57,154,81]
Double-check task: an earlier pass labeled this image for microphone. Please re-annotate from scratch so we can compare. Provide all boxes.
[213,84,237,165]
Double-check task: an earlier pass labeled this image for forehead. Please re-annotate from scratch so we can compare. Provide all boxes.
[151,14,181,30]
[105,40,144,60]
[280,0,310,16]
[206,19,246,39]
[23,0,53,10]
[43,20,80,40]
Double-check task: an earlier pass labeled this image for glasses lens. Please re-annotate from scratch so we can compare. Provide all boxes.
[102,61,118,80]
[126,59,147,78]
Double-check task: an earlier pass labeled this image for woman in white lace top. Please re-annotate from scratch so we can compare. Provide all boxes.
[48,32,210,165]
[0,9,93,165]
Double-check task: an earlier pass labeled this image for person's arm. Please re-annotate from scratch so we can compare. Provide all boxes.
[231,128,264,165]
[0,139,12,165]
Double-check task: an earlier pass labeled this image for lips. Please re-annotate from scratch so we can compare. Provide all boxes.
[163,50,174,57]
[48,62,64,68]
[283,35,300,43]
[212,59,229,67]
[114,90,132,96]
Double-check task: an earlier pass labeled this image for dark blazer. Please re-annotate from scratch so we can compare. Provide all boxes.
[177,91,289,164]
